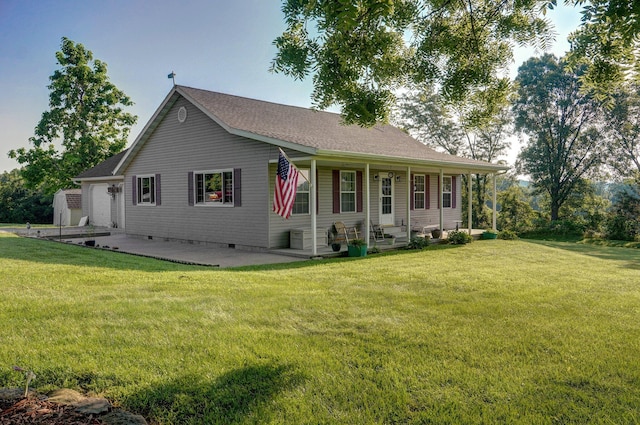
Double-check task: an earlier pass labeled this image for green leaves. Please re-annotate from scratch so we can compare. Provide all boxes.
[9,37,137,194]
[566,0,640,103]
[513,54,604,220]
[273,0,553,126]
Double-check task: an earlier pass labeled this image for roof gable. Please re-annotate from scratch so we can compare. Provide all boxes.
[75,149,128,179]
[65,190,82,209]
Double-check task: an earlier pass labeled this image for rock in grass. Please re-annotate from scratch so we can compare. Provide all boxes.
[72,396,111,414]
[47,388,85,404]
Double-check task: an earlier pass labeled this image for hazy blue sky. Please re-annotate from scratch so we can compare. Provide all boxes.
[0,1,582,173]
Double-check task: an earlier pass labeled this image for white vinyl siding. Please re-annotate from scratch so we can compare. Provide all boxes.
[124,97,270,248]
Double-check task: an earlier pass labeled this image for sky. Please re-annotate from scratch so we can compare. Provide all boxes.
[0,1,583,173]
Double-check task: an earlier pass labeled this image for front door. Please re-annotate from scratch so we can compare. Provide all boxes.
[379,173,394,226]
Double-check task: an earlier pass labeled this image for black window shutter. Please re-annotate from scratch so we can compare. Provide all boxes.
[356,171,363,212]
[410,173,414,210]
[316,168,319,215]
[437,175,441,209]
[187,172,194,206]
[426,175,430,209]
[234,168,241,207]
[132,175,137,206]
[155,174,161,206]
[332,170,340,214]
[452,176,457,209]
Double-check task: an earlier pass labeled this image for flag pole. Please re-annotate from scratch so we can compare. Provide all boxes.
[278,148,311,186]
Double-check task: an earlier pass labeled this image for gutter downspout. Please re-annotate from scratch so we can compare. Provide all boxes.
[468,172,473,235]
[311,159,317,256]
[492,173,498,231]
[439,169,444,235]
[365,163,370,244]
[406,166,411,241]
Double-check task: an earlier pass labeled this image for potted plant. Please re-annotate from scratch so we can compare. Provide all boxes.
[481,229,498,240]
[328,227,342,251]
[347,239,367,257]
[84,224,96,247]
[384,233,396,245]
[431,228,442,239]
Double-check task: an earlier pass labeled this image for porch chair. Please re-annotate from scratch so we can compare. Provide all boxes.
[333,221,359,245]
[370,221,385,242]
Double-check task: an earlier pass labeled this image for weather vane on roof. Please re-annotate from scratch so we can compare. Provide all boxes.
[168,71,176,86]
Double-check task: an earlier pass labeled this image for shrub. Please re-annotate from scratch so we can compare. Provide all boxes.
[583,229,603,239]
[498,230,518,240]
[605,182,640,241]
[447,230,472,245]
[407,236,429,250]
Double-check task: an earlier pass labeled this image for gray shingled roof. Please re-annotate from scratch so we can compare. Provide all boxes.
[115,86,507,174]
[64,189,82,209]
[178,86,505,170]
[75,149,128,179]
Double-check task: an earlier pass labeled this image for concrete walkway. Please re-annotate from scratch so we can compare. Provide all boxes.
[3,227,307,268]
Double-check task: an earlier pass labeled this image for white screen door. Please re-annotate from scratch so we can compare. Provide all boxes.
[379,173,394,225]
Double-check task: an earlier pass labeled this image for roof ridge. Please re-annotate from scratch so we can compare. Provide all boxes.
[177,85,346,120]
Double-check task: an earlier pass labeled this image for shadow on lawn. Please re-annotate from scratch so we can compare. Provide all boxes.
[525,239,640,270]
[127,363,305,424]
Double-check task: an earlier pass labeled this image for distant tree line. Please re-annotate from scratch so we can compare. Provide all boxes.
[0,170,52,224]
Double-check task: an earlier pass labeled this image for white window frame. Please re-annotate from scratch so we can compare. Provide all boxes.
[340,170,357,213]
[292,169,310,215]
[137,175,155,205]
[442,176,452,209]
[194,169,234,206]
[414,174,426,209]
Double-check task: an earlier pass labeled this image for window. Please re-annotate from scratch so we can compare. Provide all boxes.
[194,170,234,205]
[442,176,452,208]
[292,169,310,215]
[414,174,425,209]
[340,171,356,213]
[137,175,155,205]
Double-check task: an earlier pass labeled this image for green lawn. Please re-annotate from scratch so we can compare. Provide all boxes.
[1,233,639,424]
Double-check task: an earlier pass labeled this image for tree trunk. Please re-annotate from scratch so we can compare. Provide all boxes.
[550,199,560,222]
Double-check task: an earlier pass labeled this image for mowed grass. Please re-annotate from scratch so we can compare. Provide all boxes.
[1,233,639,424]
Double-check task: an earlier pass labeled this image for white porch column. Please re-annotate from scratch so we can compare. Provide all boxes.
[439,169,444,233]
[311,159,317,256]
[365,163,370,244]
[406,166,411,240]
[468,172,473,235]
[492,173,497,231]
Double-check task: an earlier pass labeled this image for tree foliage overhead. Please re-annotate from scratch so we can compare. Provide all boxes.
[513,54,604,221]
[8,37,137,195]
[271,0,553,126]
[564,0,640,101]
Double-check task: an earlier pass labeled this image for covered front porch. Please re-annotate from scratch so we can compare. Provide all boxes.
[270,152,506,257]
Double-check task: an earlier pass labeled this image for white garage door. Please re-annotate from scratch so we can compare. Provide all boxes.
[89,184,111,227]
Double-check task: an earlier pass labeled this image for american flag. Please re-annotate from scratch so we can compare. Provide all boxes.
[273,149,300,219]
